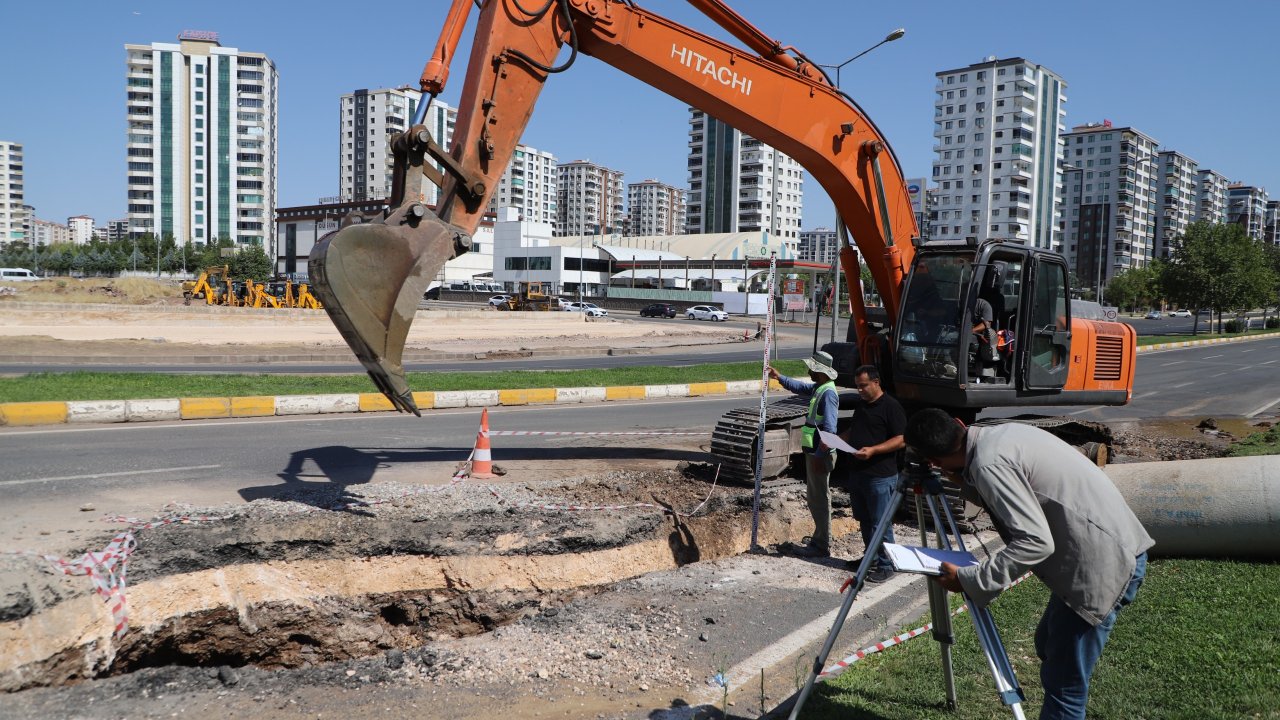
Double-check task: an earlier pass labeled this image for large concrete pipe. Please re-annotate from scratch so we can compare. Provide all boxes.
[1105,456,1279,559]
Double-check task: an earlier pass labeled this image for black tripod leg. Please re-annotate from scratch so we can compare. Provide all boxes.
[786,486,904,720]
[918,492,958,709]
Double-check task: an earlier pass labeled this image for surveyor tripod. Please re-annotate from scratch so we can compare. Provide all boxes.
[787,459,1027,719]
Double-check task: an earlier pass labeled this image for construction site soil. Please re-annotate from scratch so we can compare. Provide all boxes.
[0,294,1255,719]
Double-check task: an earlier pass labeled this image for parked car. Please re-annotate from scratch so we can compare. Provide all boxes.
[487,294,512,307]
[564,301,608,317]
[1168,309,1193,318]
[640,303,677,318]
[1143,310,1161,319]
[686,305,728,322]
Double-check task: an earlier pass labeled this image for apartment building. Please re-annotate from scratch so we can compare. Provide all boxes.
[1154,150,1198,260]
[798,227,839,265]
[686,109,804,241]
[124,31,278,246]
[626,179,686,237]
[0,141,24,244]
[68,215,95,245]
[106,219,129,243]
[931,57,1066,250]
[557,160,624,236]
[30,218,71,246]
[1227,183,1269,241]
[488,144,557,226]
[1194,169,1230,225]
[1265,200,1279,245]
[1060,122,1160,296]
[339,88,456,207]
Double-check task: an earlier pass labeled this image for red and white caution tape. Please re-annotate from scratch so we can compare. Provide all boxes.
[487,430,701,437]
[817,572,1035,680]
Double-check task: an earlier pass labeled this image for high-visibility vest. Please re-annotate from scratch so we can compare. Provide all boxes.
[800,381,837,451]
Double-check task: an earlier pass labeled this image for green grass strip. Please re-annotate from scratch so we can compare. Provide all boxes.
[1138,328,1280,346]
[0,360,809,403]
[806,558,1280,719]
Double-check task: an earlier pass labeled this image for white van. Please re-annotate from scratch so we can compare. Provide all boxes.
[0,268,38,282]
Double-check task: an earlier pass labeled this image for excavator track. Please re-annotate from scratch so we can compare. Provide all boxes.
[710,395,809,484]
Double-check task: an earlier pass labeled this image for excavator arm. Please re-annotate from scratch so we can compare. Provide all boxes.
[311,0,918,412]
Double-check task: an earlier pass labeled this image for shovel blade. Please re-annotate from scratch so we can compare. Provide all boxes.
[309,213,458,415]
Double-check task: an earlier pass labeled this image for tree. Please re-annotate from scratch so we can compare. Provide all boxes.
[1105,265,1161,313]
[229,244,272,281]
[1162,222,1278,333]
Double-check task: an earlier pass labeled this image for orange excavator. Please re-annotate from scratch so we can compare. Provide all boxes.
[310,0,1136,477]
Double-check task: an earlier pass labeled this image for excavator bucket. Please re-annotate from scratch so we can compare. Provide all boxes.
[309,209,459,416]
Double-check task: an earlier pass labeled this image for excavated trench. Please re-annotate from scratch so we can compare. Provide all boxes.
[0,469,825,692]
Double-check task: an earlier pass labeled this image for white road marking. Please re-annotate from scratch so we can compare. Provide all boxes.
[1160,361,1186,366]
[1242,349,1256,353]
[0,464,223,487]
[1263,360,1278,365]
[1247,398,1280,418]
[1068,406,1102,416]
[1133,391,1158,400]
[1203,354,1223,359]
[1212,372,1230,377]
[1171,382,1193,389]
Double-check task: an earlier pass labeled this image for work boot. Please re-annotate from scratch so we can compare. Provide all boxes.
[865,566,894,584]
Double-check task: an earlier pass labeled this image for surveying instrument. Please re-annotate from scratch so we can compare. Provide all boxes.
[788,455,1028,719]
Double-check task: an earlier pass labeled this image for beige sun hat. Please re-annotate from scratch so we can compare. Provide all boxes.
[802,350,838,380]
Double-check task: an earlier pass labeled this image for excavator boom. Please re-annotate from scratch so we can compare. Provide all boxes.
[311,0,919,411]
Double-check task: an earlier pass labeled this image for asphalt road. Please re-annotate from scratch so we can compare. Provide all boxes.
[3,336,1278,542]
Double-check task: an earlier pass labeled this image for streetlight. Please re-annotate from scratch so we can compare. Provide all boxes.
[815,28,905,89]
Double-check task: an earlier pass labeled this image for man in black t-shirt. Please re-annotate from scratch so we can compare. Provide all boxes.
[835,365,907,583]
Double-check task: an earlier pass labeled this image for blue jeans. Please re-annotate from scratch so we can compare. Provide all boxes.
[842,471,897,570]
[1035,552,1148,720]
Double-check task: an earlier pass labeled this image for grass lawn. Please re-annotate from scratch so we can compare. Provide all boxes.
[0,360,809,403]
[800,558,1280,719]
[1138,327,1280,346]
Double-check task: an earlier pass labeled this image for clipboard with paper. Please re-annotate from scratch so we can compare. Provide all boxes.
[883,542,979,576]
[817,429,859,454]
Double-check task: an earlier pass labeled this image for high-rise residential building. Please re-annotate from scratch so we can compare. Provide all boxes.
[557,160,625,236]
[338,88,456,206]
[1194,169,1230,225]
[1154,150,1198,260]
[1265,200,1279,246]
[1227,183,1269,241]
[68,215,95,245]
[488,144,557,225]
[931,57,1066,249]
[798,227,839,265]
[686,109,804,240]
[125,31,278,246]
[106,219,129,243]
[626,179,686,237]
[1060,121,1159,297]
[0,141,25,244]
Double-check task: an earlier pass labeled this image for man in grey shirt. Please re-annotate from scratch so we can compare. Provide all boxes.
[904,409,1154,720]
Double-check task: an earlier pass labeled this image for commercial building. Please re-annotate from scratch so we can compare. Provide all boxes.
[1060,121,1160,298]
[931,57,1066,249]
[1227,183,1269,241]
[124,31,278,247]
[626,179,686,237]
[338,88,455,207]
[1194,169,1230,225]
[557,159,625,236]
[1154,150,1198,260]
[0,141,24,244]
[488,144,557,226]
[686,109,804,240]
[797,227,838,265]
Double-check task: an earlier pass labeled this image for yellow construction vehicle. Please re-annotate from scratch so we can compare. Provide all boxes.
[244,280,283,309]
[181,265,232,306]
[499,281,558,311]
[295,282,323,310]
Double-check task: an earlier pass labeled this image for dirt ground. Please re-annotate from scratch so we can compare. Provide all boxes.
[0,294,1263,719]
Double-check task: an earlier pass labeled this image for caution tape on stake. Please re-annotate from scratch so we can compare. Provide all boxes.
[817,572,1034,681]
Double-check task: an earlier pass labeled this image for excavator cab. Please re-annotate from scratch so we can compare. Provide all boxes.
[893,240,1082,409]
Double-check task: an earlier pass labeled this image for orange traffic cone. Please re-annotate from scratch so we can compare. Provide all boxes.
[469,408,498,479]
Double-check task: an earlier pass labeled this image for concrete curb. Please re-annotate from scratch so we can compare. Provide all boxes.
[0,380,787,428]
[2,331,1274,428]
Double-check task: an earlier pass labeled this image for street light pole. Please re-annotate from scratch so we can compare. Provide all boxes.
[815,28,905,89]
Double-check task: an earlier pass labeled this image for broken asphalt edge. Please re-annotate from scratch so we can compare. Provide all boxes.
[0,332,1269,428]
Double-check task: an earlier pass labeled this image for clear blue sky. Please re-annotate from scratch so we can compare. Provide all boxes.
[4,0,1276,233]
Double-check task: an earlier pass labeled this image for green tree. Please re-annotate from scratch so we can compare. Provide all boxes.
[229,244,272,282]
[1162,222,1277,333]
[1105,265,1161,313]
